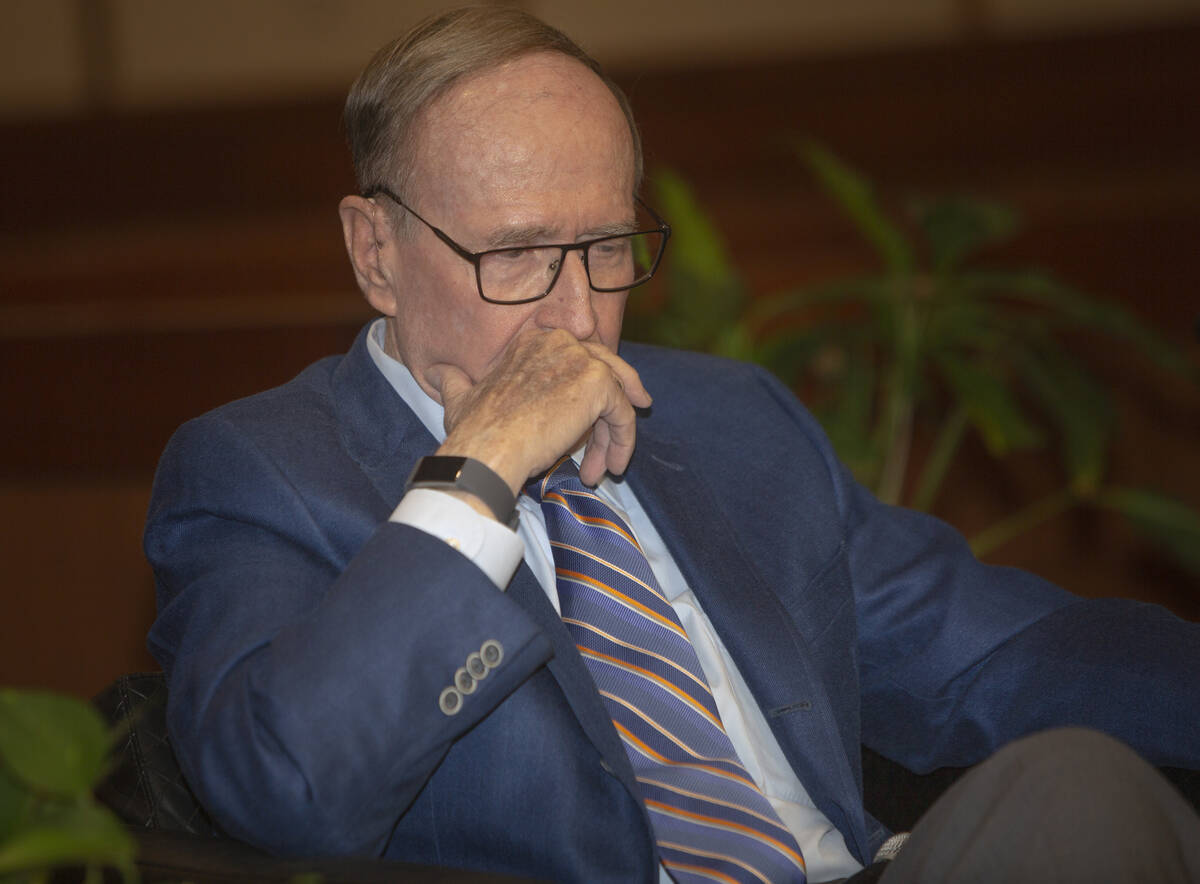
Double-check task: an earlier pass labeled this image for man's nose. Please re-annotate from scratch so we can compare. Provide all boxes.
[537,250,597,340]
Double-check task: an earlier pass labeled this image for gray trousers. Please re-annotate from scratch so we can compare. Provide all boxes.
[846,728,1200,883]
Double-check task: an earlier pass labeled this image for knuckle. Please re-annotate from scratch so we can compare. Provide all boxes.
[582,360,611,386]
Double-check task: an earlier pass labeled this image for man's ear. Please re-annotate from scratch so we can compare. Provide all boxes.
[339,195,398,316]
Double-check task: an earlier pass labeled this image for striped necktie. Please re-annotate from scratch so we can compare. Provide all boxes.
[529,457,807,884]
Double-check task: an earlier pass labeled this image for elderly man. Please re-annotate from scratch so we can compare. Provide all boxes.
[145,7,1200,883]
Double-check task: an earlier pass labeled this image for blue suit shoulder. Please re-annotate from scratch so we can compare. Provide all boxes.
[619,341,819,427]
[619,340,852,509]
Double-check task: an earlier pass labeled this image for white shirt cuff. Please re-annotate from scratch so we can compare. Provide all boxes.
[390,488,524,590]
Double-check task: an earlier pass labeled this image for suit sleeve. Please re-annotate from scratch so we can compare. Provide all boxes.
[144,414,553,857]
[747,361,1200,774]
[838,450,1200,773]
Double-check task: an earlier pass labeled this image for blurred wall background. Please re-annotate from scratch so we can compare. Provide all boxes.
[3,0,1199,697]
[4,0,1200,114]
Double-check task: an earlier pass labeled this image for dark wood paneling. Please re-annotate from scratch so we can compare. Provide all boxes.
[0,324,364,479]
[0,98,353,236]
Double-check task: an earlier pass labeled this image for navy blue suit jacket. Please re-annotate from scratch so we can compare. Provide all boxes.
[145,324,1200,881]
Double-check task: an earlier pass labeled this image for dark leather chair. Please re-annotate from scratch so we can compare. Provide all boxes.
[94,672,1200,882]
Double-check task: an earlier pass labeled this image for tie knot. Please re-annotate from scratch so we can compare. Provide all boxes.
[525,456,583,504]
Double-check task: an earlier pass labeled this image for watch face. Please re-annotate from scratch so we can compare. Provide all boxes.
[413,456,467,484]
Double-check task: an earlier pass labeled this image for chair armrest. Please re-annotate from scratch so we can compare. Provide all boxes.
[94,672,216,835]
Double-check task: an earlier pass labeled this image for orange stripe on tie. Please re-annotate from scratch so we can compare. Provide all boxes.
[599,691,725,761]
[551,540,661,599]
[543,490,643,550]
[556,569,686,639]
[612,721,753,789]
[574,621,711,695]
[639,777,794,835]
[557,485,608,505]
[581,648,722,730]
[645,799,807,872]
[535,455,574,499]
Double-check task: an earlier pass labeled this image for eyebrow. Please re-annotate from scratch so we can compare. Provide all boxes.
[482,217,638,250]
[485,225,559,249]
[588,219,638,238]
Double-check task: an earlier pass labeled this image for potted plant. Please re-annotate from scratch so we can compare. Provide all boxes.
[625,144,1200,574]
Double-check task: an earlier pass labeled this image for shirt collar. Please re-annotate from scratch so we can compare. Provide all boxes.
[365,318,447,444]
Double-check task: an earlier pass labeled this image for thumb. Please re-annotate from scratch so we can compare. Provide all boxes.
[426,362,473,408]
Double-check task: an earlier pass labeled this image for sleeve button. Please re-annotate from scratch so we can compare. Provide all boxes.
[454,667,476,694]
[438,687,462,716]
[480,639,504,668]
[466,652,487,680]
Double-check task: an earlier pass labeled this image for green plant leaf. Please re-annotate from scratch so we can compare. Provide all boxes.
[651,169,739,289]
[711,322,759,363]
[1097,487,1200,576]
[748,277,887,331]
[625,264,743,353]
[798,140,914,275]
[962,271,1198,379]
[0,691,109,796]
[817,342,880,482]
[960,304,1053,353]
[911,407,969,512]
[0,765,29,845]
[1014,343,1113,494]
[923,287,986,348]
[970,488,1076,558]
[910,196,1017,272]
[752,332,822,387]
[628,169,747,354]
[936,353,1043,455]
[0,801,135,877]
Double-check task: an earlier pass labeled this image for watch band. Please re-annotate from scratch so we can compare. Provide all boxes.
[406,456,519,529]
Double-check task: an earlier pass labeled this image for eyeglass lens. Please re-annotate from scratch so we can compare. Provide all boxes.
[479,231,666,303]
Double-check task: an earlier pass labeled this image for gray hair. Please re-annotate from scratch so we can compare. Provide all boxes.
[344,6,643,205]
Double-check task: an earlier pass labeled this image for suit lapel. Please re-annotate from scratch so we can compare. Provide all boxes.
[625,428,871,863]
[331,324,432,507]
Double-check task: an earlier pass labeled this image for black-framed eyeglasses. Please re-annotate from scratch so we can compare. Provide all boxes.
[364,185,671,305]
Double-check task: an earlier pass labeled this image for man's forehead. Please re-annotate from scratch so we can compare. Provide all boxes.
[406,52,635,219]
[441,52,601,111]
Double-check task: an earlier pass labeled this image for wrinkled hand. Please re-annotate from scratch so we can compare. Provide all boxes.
[426,329,651,495]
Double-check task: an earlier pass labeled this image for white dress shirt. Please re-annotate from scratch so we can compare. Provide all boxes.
[367,320,862,882]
